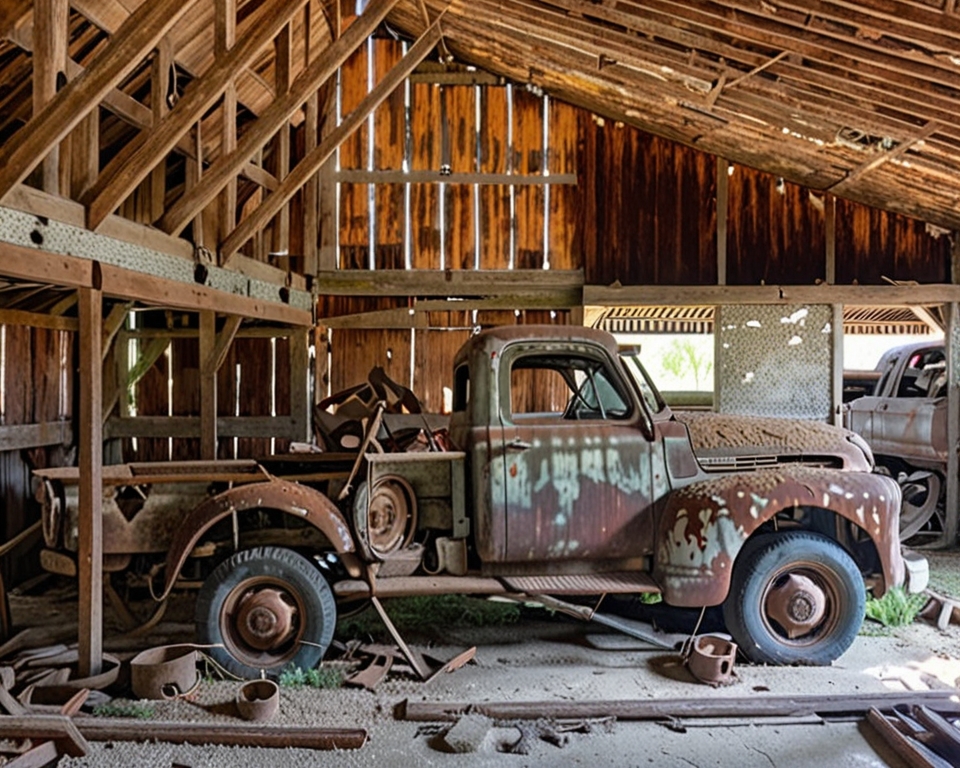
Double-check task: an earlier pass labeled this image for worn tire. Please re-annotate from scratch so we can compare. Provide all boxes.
[722,532,865,666]
[196,546,336,679]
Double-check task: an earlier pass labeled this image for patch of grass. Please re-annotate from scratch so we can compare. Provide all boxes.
[336,594,521,641]
[279,664,344,689]
[92,701,155,719]
[638,592,662,605]
[865,586,929,628]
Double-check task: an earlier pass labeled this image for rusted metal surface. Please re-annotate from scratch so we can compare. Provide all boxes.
[74,719,368,750]
[845,341,948,541]
[502,572,657,595]
[397,691,960,723]
[236,679,280,722]
[676,412,869,471]
[654,466,903,607]
[160,479,355,599]
[130,645,199,700]
[686,635,737,687]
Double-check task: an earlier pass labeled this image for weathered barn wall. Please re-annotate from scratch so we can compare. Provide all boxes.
[1,326,72,586]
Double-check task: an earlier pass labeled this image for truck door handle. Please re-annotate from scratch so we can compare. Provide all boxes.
[506,438,531,451]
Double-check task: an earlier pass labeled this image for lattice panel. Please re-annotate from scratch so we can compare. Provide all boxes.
[717,304,832,420]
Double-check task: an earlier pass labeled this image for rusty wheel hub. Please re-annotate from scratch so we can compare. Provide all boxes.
[766,573,827,639]
[368,479,415,557]
[234,588,296,651]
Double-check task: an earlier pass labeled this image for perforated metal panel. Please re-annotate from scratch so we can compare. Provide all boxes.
[716,304,832,420]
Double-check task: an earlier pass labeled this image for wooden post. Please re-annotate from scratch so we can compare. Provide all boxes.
[199,311,217,459]
[302,5,319,275]
[33,0,69,194]
[70,111,99,200]
[831,304,844,427]
[290,327,311,442]
[946,301,959,546]
[271,23,293,265]
[318,84,338,271]
[77,285,103,677]
[217,0,237,255]
[149,38,173,223]
[314,326,329,406]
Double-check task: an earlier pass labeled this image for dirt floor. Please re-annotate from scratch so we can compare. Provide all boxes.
[5,552,960,768]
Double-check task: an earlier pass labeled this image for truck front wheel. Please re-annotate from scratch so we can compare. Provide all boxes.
[722,532,864,666]
[196,546,336,679]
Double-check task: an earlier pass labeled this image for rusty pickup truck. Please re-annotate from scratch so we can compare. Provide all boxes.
[844,341,947,542]
[36,326,925,676]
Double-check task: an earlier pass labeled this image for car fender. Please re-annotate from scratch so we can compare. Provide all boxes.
[159,479,356,600]
[653,466,903,607]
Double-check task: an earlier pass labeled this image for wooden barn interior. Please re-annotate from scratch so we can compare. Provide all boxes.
[0,0,959,763]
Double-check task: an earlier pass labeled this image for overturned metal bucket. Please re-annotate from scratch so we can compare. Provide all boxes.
[686,634,738,687]
[236,679,280,722]
[130,644,199,700]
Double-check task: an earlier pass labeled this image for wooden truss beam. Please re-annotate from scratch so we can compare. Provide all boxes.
[0,307,78,331]
[82,0,309,231]
[220,21,444,262]
[158,0,400,237]
[584,283,960,307]
[829,121,941,193]
[0,0,195,202]
[316,268,583,297]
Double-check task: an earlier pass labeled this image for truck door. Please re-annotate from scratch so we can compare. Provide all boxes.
[493,344,657,563]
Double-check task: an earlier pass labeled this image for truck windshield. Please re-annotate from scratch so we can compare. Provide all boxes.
[620,352,667,416]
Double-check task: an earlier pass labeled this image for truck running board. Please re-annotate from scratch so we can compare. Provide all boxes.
[501,571,659,595]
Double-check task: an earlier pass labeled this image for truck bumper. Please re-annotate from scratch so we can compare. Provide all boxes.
[902,550,929,594]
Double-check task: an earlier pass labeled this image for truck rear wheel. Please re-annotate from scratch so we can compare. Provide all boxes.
[722,532,864,666]
[196,546,336,679]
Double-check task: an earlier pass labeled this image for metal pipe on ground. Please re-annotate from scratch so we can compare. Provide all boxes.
[396,691,960,722]
[74,720,368,750]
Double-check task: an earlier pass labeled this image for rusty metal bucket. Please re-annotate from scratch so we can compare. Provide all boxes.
[130,644,199,700]
[686,634,738,687]
[236,679,280,722]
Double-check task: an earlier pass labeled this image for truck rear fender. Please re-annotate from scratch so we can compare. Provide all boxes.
[653,467,903,607]
[159,479,356,600]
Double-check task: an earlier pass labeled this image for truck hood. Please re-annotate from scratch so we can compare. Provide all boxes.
[673,411,872,472]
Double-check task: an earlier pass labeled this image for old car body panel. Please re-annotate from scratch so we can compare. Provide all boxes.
[159,479,355,599]
[654,466,903,607]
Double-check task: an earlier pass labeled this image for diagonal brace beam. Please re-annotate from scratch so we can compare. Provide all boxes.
[0,0,196,202]
[81,0,309,231]
[158,0,400,237]
[220,20,444,263]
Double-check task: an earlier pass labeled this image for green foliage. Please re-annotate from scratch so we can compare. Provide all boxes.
[92,701,155,719]
[638,592,662,605]
[278,664,344,689]
[661,340,713,391]
[337,594,521,641]
[865,587,929,628]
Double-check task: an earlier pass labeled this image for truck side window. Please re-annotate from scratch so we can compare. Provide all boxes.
[509,354,630,421]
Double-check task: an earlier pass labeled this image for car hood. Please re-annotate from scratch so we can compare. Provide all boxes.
[672,411,870,472]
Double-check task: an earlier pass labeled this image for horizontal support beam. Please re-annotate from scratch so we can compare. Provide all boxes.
[0,201,312,324]
[323,295,582,328]
[104,416,303,440]
[334,170,578,185]
[0,421,72,452]
[317,269,584,298]
[119,326,295,339]
[584,283,960,307]
[0,307,78,331]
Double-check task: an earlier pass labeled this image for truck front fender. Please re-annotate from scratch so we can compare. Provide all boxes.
[653,467,903,607]
[159,479,356,599]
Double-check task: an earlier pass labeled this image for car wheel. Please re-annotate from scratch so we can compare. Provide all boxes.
[722,532,864,666]
[196,546,336,679]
